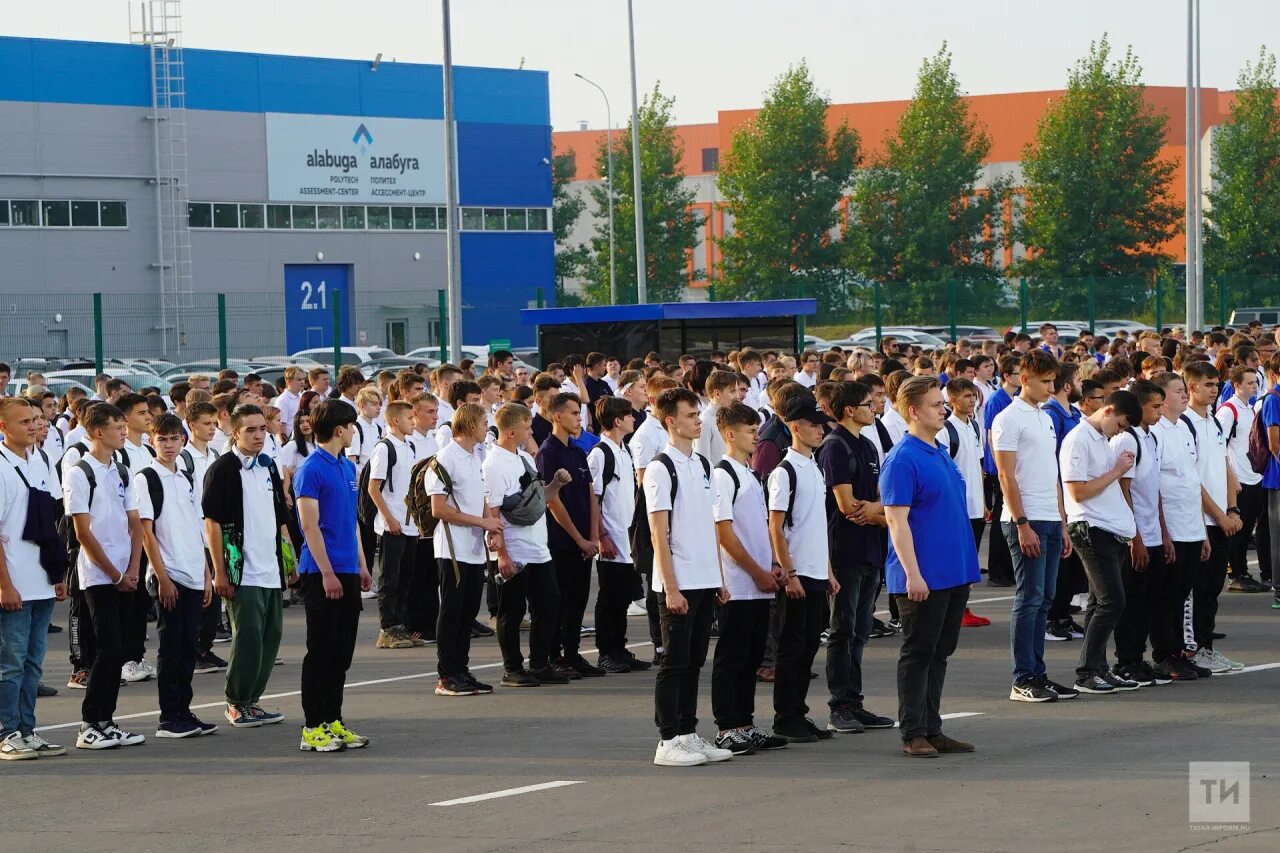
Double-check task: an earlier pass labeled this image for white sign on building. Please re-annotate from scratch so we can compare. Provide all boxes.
[265,113,446,204]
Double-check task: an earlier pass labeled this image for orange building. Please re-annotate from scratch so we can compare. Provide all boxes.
[553,87,1238,289]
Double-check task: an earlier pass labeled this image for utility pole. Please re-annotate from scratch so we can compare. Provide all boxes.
[441,0,463,362]
[626,0,648,303]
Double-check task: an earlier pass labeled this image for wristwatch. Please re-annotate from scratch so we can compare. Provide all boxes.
[1226,507,1241,516]
[1015,516,1029,526]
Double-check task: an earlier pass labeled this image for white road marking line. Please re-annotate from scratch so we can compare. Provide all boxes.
[1223,661,1280,675]
[892,711,984,728]
[875,593,1015,617]
[429,780,584,806]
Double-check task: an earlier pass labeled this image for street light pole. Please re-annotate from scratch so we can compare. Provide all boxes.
[1184,0,1198,333]
[1194,0,1204,329]
[626,0,648,304]
[441,0,463,363]
[574,73,616,305]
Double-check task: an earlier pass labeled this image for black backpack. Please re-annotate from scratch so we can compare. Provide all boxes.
[353,420,384,458]
[138,466,195,522]
[774,460,798,528]
[1123,426,1147,468]
[1180,412,1223,452]
[714,458,764,505]
[356,438,405,526]
[56,441,90,482]
[943,418,981,460]
[593,440,631,502]
[654,451,712,507]
[59,458,131,585]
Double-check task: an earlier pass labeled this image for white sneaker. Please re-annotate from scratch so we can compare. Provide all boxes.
[24,733,66,757]
[76,724,121,750]
[1193,648,1232,674]
[680,733,734,763]
[121,661,151,683]
[102,722,145,746]
[0,731,38,760]
[653,737,708,767]
[626,601,647,617]
[1206,648,1244,671]
[139,658,158,678]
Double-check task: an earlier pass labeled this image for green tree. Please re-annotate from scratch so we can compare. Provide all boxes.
[850,44,1008,326]
[1205,47,1280,306]
[581,84,703,305]
[716,61,861,314]
[1014,36,1181,316]
[552,150,588,306]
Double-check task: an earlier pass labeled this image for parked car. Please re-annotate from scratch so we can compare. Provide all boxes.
[832,329,948,350]
[6,377,92,398]
[161,360,264,381]
[1093,319,1149,337]
[1228,307,1280,327]
[49,369,172,394]
[916,325,1003,343]
[405,344,492,364]
[289,347,399,367]
[359,357,422,379]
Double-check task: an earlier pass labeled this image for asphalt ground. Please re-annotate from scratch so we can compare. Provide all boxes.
[4,564,1279,853]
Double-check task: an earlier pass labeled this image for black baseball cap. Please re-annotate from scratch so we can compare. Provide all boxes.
[781,396,832,426]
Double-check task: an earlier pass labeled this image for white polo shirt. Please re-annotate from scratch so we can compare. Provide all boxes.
[276,440,313,474]
[937,413,984,519]
[209,428,228,456]
[588,435,635,565]
[0,444,58,601]
[135,461,206,590]
[425,439,487,564]
[767,449,829,581]
[1112,426,1161,548]
[794,370,818,389]
[272,388,302,434]
[231,447,281,589]
[642,444,719,592]
[346,415,383,468]
[408,429,439,461]
[369,433,418,537]
[1218,396,1262,487]
[42,428,64,468]
[182,442,218,495]
[712,455,772,601]
[1183,408,1229,527]
[696,403,727,465]
[482,444,550,566]
[120,436,154,473]
[1060,419,1136,539]
[64,425,87,448]
[631,410,669,473]
[1154,415,1206,542]
[64,451,138,588]
[991,396,1060,522]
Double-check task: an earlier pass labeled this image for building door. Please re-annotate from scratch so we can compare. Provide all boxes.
[385,319,407,354]
[46,329,68,357]
[284,264,351,354]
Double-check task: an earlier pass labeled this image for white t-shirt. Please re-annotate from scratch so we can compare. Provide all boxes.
[135,461,206,590]
[64,451,138,588]
[1112,426,1161,547]
[712,455,772,601]
[1218,396,1262,487]
[696,403,726,465]
[991,397,1060,522]
[880,405,908,446]
[631,411,669,473]
[794,370,818,389]
[1059,420,1136,539]
[642,444,719,592]
[369,434,419,537]
[64,425,87,449]
[768,449,828,581]
[1184,408,1228,528]
[231,448,281,589]
[937,414,984,519]
[276,440,313,474]
[1154,416,1206,542]
[588,435,635,565]
[482,444,550,565]
[0,444,59,600]
[425,439,487,564]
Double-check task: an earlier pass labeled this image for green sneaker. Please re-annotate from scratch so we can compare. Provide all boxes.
[326,720,369,749]
[299,725,343,753]
[1272,597,1280,610]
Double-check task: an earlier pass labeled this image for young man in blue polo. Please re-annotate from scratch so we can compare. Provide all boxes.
[294,399,373,751]
[882,376,981,758]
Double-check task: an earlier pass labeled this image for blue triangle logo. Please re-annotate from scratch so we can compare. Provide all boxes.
[352,123,373,145]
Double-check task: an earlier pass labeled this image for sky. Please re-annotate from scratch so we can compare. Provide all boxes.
[5,0,1275,130]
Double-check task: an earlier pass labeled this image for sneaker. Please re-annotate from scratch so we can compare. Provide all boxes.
[360,583,378,601]
[225,704,263,728]
[213,627,232,644]
[579,623,596,636]
[529,665,571,685]
[299,724,344,752]
[376,628,414,650]
[652,650,665,668]
[121,660,151,683]
[139,658,158,679]
[102,722,145,746]
[0,731,38,760]
[460,673,494,694]
[435,675,475,696]
[66,670,88,690]
[869,618,896,639]
[36,682,57,697]
[745,726,789,751]
[551,661,582,681]
[194,651,228,674]
[1040,676,1079,700]
[1010,680,1058,702]
[596,655,632,674]
[23,733,66,757]
[827,705,865,734]
[470,619,495,638]
[326,720,369,749]
[1066,619,1085,639]
[406,630,429,648]
[819,628,831,645]
[850,707,896,728]
[1073,673,1116,694]
[680,733,734,762]
[1100,667,1141,691]
[1184,657,1213,678]
[1204,648,1245,671]
[75,723,120,750]
[886,617,902,632]
[561,654,606,678]
[620,651,652,671]
[1227,575,1266,593]
[156,718,203,739]
[1114,662,1156,687]
[501,669,541,688]
[626,601,647,617]
[1132,660,1172,685]
[961,608,991,627]
[1192,648,1231,674]
[773,719,819,743]
[245,704,285,725]
[713,728,757,755]
[189,715,219,735]
[1272,596,1280,610]
[803,717,835,740]
[653,737,707,767]
[47,622,63,633]
[1154,659,1195,682]
[1045,620,1072,642]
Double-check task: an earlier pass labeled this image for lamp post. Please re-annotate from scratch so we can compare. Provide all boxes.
[441,0,462,362]
[626,0,647,304]
[574,72,616,305]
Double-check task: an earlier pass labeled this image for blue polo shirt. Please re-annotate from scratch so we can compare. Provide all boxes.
[537,433,593,552]
[1261,386,1280,489]
[293,447,360,574]
[881,434,981,593]
[1041,398,1081,455]
[982,386,1013,475]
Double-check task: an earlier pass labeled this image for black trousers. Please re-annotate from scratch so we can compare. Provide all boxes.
[595,560,641,657]
[496,560,559,672]
[896,584,969,741]
[376,532,418,631]
[436,559,485,678]
[772,589,828,728]
[1068,523,1128,678]
[121,586,150,663]
[1154,540,1200,662]
[68,580,96,671]
[82,584,124,726]
[358,518,378,582]
[985,475,1015,585]
[1115,541,1166,665]
[197,596,221,655]
[1048,550,1086,621]
[1230,482,1265,579]
[407,537,438,638]
[300,573,362,728]
[654,588,716,740]
[711,598,770,730]
[826,563,880,711]
[1193,526,1229,651]
[633,525,663,649]
[156,583,204,722]
[552,548,592,658]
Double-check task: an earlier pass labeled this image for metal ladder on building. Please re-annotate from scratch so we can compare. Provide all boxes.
[131,0,194,357]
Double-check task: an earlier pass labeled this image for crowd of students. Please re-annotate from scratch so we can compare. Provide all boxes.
[0,318,1277,764]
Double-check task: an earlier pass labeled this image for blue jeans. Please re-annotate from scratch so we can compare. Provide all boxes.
[1004,520,1062,684]
[0,597,55,737]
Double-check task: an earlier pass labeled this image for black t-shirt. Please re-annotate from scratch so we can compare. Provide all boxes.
[531,414,552,448]
[819,424,883,567]
[584,374,613,403]
[536,434,593,552]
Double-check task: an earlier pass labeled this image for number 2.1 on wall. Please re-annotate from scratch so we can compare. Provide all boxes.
[299,280,328,310]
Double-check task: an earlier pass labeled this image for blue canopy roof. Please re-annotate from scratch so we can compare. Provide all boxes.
[521,298,816,326]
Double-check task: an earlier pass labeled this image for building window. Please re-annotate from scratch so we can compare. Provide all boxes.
[527,208,549,231]
[0,203,7,226]
[42,200,71,227]
[100,201,127,228]
[458,208,481,230]
[564,153,576,175]
[701,147,719,172]
[343,205,366,230]
[414,206,437,230]
[506,209,528,231]
[266,204,291,229]
[10,201,39,226]
[367,206,391,230]
[484,208,506,231]
[317,205,342,229]
[213,203,239,228]
[391,206,414,230]
[291,205,317,229]
[71,200,99,227]
[188,203,212,228]
[239,204,265,229]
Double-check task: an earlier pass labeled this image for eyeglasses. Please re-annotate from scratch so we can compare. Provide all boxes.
[1084,394,1104,402]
